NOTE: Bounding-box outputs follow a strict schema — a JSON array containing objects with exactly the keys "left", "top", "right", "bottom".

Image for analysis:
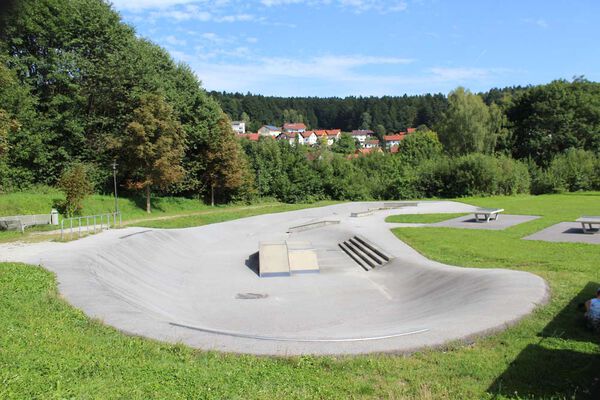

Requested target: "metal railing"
[{"left": 60, "top": 212, "right": 122, "bottom": 240}]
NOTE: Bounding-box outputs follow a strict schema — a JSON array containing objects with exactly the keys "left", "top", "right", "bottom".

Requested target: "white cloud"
[
  {"left": 110, "top": 0, "right": 199, "bottom": 11},
  {"left": 164, "top": 35, "right": 187, "bottom": 46},
  {"left": 260, "top": 0, "right": 408, "bottom": 13}
]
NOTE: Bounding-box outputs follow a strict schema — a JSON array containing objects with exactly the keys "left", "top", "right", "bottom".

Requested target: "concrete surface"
[
  {"left": 524, "top": 222, "right": 600, "bottom": 245},
  {"left": 259, "top": 242, "right": 290, "bottom": 277},
  {"left": 0, "top": 201, "right": 549, "bottom": 355},
  {"left": 432, "top": 214, "right": 540, "bottom": 230}
]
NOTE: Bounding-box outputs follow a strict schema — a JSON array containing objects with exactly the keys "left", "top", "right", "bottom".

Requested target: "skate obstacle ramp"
[
  {"left": 258, "top": 241, "right": 320, "bottom": 277},
  {"left": 17, "top": 201, "right": 549, "bottom": 356}
]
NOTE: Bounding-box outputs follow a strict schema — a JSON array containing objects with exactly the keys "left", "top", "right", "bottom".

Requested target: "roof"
[
  {"left": 277, "top": 132, "right": 296, "bottom": 139},
  {"left": 383, "top": 134, "right": 405, "bottom": 141},
  {"left": 326, "top": 129, "right": 341, "bottom": 136},
  {"left": 261, "top": 125, "right": 280, "bottom": 131},
  {"left": 237, "top": 133, "right": 259, "bottom": 141},
  {"left": 407, "top": 127, "right": 416, "bottom": 133},
  {"left": 283, "top": 123, "right": 307, "bottom": 131},
  {"left": 231, "top": 121, "right": 244, "bottom": 124},
  {"left": 300, "top": 131, "right": 316, "bottom": 138},
  {"left": 390, "top": 145, "right": 400, "bottom": 154},
  {"left": 365, "top": 139, "right": 380, "bottom": 145},
  {"left": 351, "top": 129, "right": 374, "bottom": 136}
]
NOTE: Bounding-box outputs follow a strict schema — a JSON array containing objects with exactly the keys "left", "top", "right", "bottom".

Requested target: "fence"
[{"left": 60, "top": 212, "right": 122, "bottom": 240}]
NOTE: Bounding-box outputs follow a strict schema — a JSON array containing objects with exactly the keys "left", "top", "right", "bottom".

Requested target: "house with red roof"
[
  {"left": 364, "top": 138, "right": 380, "bottom": 149},
  {"left": 283, "top": 123, "right": 307, "bottom": 133},
  {"left": 383, "top": 133, "right": 406, "bottom": 148}
]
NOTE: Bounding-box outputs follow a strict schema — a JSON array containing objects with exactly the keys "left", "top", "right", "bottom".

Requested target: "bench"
[
  {"left": 473, "top": 208, "right": 504, "bottom": 223},
  {"left": 576, "top": 216, "right": 600, "bottom": 234}
]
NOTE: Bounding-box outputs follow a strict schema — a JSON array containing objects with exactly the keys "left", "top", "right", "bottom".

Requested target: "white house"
[
  {"left": 258, "top": 125, "right": 282, "bottom": 137},
  {"left": 350, "top": 129, "right": 374, "bottom": 146},
  {"left": 231, "top": 121, "right": 245, "bottom": 134},
  {"left": 383, "top": 134, "right": 404, "bottom": 148},
  {"left": 364, "top": 139, "right": 380, "bottom": 149},
  {"left": 299, "top": 131, "right": 318, "bottom": 146}
]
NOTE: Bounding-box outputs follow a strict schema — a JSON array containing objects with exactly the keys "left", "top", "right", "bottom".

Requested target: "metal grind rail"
[{"left": 60, "top": 212, "right": 121, "bottom": 240}]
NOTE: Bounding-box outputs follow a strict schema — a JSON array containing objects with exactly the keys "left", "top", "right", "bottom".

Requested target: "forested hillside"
[{"left": 0, "top": 0, "right": 598, "bottom": 208}]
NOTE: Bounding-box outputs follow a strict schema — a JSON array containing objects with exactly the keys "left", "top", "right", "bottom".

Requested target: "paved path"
[{"left": 0, "top": 201, "right": 549, "bottom": 355}]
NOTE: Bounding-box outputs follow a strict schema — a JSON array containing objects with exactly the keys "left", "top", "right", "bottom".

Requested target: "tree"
[
  {"left": 375, "top": 124, "right": 386, "bottom": 138},
  {"left": 201, "top": 115, "right": 253, "bottom": 206},
  {"left": 435, "top": 87, "right": 498, "bottom": 155},
  {"left": 58, "top": 162, "right": 93, "bottom": 216},
  {"left": 282, "top": 109, "right": 304, "bottom": 124},
  {"left": 240, "top": 111, "right": 250, "bottom": 124},
  {"left": 396, "top": 128, "right": 443, "bottom": 164},
  {"left": 117, "top": 94, "right": 185, "bottom": 213},
  {"left": 359, "top": 111, "right": 372, "bottom": 130},
  {"left": 331, "top": 133, "right": 356, "bottom": 155},
  {"left": 508, "top": 79, "right": 600, "bottom": 166}
]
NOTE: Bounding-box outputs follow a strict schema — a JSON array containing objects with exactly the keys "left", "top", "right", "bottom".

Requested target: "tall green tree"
[
  {"left": 436, "top": 87, "right": 499, "bottom": 155},
  {"left": 199, "top": 116, "right": 253, "bottom": 206},
  {"left": 508, "top": 78, "right": 600, "bottom": 166},
  {"left": 116, "top": 94, "right": 185, "bottom": 213}
]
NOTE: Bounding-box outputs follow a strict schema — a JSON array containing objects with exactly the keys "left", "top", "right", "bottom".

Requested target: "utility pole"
[{"left": 112, "top": 160, "right": 119, "bottom": 214}]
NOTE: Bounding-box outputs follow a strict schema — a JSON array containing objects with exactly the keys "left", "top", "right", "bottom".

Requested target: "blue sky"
[{"left": 110, "top": 0, "right": 600, "bottom": 97}]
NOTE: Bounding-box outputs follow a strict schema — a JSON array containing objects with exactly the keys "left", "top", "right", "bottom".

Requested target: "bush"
[
  {"left": 416, "top": 154, "right": 531, "bottom": 198},
  {"left": 547, "top": 149, "right": 598, "bottom": 192},
  {"left": 58, "top": 163, "right": 94, "bottom": 216}
]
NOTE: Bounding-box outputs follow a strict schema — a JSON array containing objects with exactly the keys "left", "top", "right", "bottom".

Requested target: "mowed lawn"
[{"left": 1, "top": 193, "right": 599, "bottom": 399}]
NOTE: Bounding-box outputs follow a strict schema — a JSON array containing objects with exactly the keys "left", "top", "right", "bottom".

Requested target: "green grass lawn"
[
  {"left": 1, "top": 192, "right": 599, "bottom": 399},
  {"left": 385, "top": 213, "right": 468, "bottom": 224},
  {"left": 0, "top": 187, "right": 337, "bottom": 241}
]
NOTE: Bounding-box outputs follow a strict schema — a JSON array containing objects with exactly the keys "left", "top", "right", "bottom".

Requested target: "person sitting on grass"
[{"left": 585, "top": 288, "right": 600, "bottom": 332}]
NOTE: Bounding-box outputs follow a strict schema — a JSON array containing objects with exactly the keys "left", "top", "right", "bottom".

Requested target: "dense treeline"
[
  {"left": 210, "top": 91, "right": 450, "bottom": 135},
  {"left": 0, "top": 0, "right": 249, "bottom": 210},
  {"left": 0, "top": 0, "right": 598, "bottom": 210}
]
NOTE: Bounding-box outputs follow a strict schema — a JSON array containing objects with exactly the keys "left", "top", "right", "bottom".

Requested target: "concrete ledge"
[{"left": 287, "top": 220, "right": 340, "bottom": 232}]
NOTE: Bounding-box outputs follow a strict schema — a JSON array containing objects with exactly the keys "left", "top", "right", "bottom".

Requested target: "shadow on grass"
[
  {"left": 132, "top": 195, "right": 167, "bottom": 213},
  {"left": 488, "top": 282, "right": 600, "bottom": 399}
]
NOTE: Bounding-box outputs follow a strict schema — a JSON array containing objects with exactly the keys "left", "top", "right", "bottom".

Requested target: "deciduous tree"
[{"left": 117, "top": 94, "right": 185, "bottom": 213}]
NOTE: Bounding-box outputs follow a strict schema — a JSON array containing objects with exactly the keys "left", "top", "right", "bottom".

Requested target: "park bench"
[
  {"left": 473, "top": 208, "right": 504, "bottom": 223},
  {"left": 576, "top": 216, "right": 600, "bottom": 234}
]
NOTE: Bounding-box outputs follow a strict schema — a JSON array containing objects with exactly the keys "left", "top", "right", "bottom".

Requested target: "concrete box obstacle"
[
  {"left": 382, "top": 202, "right": 418, "bottom": 208},
  {"left": 576, "top": 216, "right": 600, "bottom": 234},
  {"left": 258, "top": 241, "right": 319, "bottom": 277}
]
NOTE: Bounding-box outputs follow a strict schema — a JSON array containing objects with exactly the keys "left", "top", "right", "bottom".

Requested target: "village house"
[
  {"left": 283, "top": 122, "right": 307, "bottom": 133},
  {"left": 231, "top": 121, "right": 245, "bottom": 134},
  {"left": 350, "top": 129, "right": 374, "bottom": 146},
  {"left": 364, "top": 138, "right": 380, "bottom": 149},
  {"left": 299, "top": 130, "right": 318, "bottom": 145},
  {"left": 383, "top": 133, "right": 405, "bottom": 148},
  {"left": 258, "top": 125, "right": 281, "bottom": 137},
  {"left": 277, "top": 131, "right": 297, "bottom": 145}
]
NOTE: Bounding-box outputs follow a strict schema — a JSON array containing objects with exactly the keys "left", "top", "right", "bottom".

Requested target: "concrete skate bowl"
[{"left": 33, "top": 202, "right": 549, "bottom": 355}]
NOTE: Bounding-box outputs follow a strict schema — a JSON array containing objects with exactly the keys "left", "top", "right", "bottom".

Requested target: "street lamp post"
[{"left": 112, "top": 160, "right": 119, "bottom": 214}]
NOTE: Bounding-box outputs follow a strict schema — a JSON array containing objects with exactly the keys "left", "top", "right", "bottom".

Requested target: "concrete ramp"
[
  {"left": 259, "top": 242, "right": 290, "bottom": 277},
  {"left": 9, "top": 201, "right": 548, "bottom": 356}
]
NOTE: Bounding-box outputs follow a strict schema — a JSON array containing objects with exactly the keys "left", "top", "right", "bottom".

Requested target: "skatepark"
[{"left": 1, "top": 201, "right": 549, "bottom": 355}]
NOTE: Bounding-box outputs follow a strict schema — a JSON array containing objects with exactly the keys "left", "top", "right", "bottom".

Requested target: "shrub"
[
  {"left": 547, "top": 149, "right": 598, "bottom": 192},
  {"left": 58, "top": 163, "right": 93, "bottom": 216}
]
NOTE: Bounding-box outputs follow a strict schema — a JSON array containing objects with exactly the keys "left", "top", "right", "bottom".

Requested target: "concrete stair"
[{"left": 338, "top": 235, "right": 392, "bottom": 271}]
